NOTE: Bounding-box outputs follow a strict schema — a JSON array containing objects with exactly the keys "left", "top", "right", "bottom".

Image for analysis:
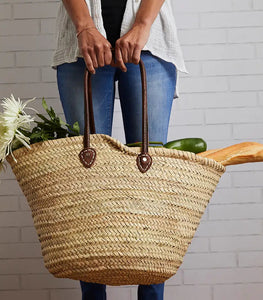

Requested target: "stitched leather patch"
[
  {"left": 136, "top": 153, "right": 152, "bottom": 173},
  {"left": 79, "top": 148, "right": 96, "bottom": 168}
]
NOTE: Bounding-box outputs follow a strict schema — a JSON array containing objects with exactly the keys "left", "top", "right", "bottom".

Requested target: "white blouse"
[{"left": 51, "top": 0, "right": 188, "bottom": 99}]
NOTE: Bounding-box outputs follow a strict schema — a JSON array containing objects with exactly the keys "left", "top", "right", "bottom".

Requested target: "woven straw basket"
[{"left": 6, "top": 59, "right": 226, "bottom": 286}]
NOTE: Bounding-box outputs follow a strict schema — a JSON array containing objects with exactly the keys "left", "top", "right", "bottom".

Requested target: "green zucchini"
[
  {"left": 163, "top": 138, "right": 207, "bottom": 154},
  {"left": 125, "top": 141, "right": 163, "bottom": 147}
]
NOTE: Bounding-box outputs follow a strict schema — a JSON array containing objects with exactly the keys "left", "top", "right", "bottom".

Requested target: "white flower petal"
[
  {"left": 10, "top": 148, "right": 17, "bottom": 163},
  {"left": 14, "top": 135, "right": 31, "bottom": 149}
]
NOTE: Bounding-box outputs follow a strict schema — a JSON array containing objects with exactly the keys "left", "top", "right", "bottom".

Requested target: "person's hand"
[
  {"left": 77, "top": 26, "right": 113, "bottom": 74},
  {"left": 110, "top": 23, "right": 151, "bottom": 72}
]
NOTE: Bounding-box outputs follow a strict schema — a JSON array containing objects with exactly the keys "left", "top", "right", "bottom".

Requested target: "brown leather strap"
[{"left": 79, "top": 55, "right": 152, "bottom": 173}]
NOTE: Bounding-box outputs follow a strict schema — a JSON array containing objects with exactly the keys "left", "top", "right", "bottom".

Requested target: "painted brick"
[
  {"left": 107, "top": 286, "right": 131, "bottom": 300},
  {"left": 214, "top": 283, "right": 263, "bottom": 300},
  {"left": 168, "top": 124, "right": 232, "bottom": 141},
  {"left": 0, "top": 228, "right": 19, "bottom": 243},
  {"left": 180, "top": 77, "right": 228, "bottom": 93},
  {"left": 0, "top": 243, "right": 42, "bottom": 258},
  {"left": 253, "top": 0, "right": 263, "bottom": 9},
  {"left": 0, "top": 68, "right": 40, "bottom": 83},
  {"left": 201, "top": 12, "right": 263, "bottom": 28},
  {"left": 256, "top": 43, "right": 263, "bottom": 58},
  {"left": 13, "top": 3, "right": 59, "bottom": 19},
  {"left": 176, "top": 92, "right": 257, "bottom": 109},
  {"left": 0, "top": 82, "right": 59, "bottom": 98},
  {"left": 0, "top": 275, "right": 19, "bottom": 290},
  {"left": 228, "top": 28, "right": 263, "bottom": 43},
  {"left": 0, "top": 211, "right": 33, "bottom": 227},
  {"left": 171, "top": 0, "right": 232, "bottom": 12},
  {"left": 195, "top": 220, "right": 262, "bottom": 237},
  {"left": 41, "top": 19, "right": 56, "bottom": 34},
  {"left": 19, "top": 195, "right": 31, "bottom": 211},
  {"left": 169, "top": 108, "right": 203, "bottom": 126},
  {"left": 205, "top": 107, "right": 263, "bottom": 124},
  {"left": 0, "top": 52, "right": 15, "bottom": 67},
  {"left": 230, "top": 75, "right": 263, "bottom": 91},
  {"left": 16, "top": 51, "right": 53, "bottom": 67},
  {"left": 179, "top": 28, "right": 227, "bottom": 45},
  {"left": 203, "top": 60, "right": 263, "bottom": 76},
  {"left": 50, "top": 289, "right": 81, "bottom": 300},
  {"left": 227, "top": 162, "right": 263, "bottom": 172},
  {"left": 0, "top": 36, "right": 55, "bottom": 52},
  {"left": 0, "top": 196, "right": 19, "bottom": 211},
  {"left": 21, "top": 274, "right": 79, "bottom": 289},
  {"left": 209, "top": 203, "right": 263, "bottom": 220},
  {"left": 0, "top": 291, "right": 49, "bottom": 300},
  {"left": 211, "top": 187, "right": 262, "bottom": 204},
  {"left": 184, "top": 267, "right": 263, "bottom": 284},
  {"left": 183, "top": 44, "right": 255, "bottom": 60},
  {"left": 232, "top": 171, "right": 263, "bottom": 187},
  {"left": 187, "top": 237, "right": 210, "bottom": 253},
  {"left": 21, "top": 226, "right": 39, "bottom": 242},
  {"left": 1, "top": 0, "right": 58, "bottom": 2},
  {"left": 0, "top": 180, "right": 23, "bottom": 196},
  {"left": 239, "top": 251, "right": 263, "bottom": 267},
  {"left": 0, "top": 20, "right": 39, "bottom": 36},
  {"left": 41, "top": 67, "right": 56, "bottom": 82},
  {"left": 211, "top": 235, "right": 263, "bottom": 252},
  {"left": 165, "top": 270, "right": 183, "bottom": 285},
  {"left": 179, "top": 61, "right": 202, "bottom": 76},
  {"left": 232, "top": 0, "right": 253, "bottom": 10},
  {"left": 181, "top": 252, "right": 236, "bottom": 269},
  {"left": 233, "top": 124, "right": 263, "bottom": 139},
  {"left": 0, "top": 258, "right": 47, "bottom": 274},
  {"left": 0, "top": 164, "right": 16, "bottom": 180},
  {"left": 164, "top": 285, "right": 211, "bottom": 300},
  {"left": 259, "top": 92, "right": 263, "bottom": 106},
  {"left": 0, "top": 4, "right": 11, "bottom": 20}
]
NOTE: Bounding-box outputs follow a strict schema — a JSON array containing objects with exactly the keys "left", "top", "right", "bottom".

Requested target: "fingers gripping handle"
[{"left": 79, "top": 59, "right": 152, "bottom": 173}]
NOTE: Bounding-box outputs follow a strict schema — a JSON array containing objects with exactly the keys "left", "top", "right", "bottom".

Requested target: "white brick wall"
[{"left": 0, "top": 0, "right": 263, "bottom": 299}]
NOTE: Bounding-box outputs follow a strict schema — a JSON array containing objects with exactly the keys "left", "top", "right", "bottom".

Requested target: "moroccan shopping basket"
[{"left": 6, "top": 58, "right": 226, "bottom": 286}]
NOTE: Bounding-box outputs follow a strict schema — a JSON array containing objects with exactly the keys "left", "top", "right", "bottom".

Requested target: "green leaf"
[
  {"left": 64, "top": 121, "right": 80, "bottom": 135},
  {"left": 36, "top": 113, "right": 51, "bottom": 123},
  {"left": 41, "top": 98, "right": 57, "bottom": 120},
  {"left": 49, "top": 106, "right": 56, "bottom": 119},
  {"left": 30, "top": 131, "right": 42, "bottom": 139},
  {"left": 42, "top": 98, "right": 49, "bottom": 112},
  {"left": 72, "top": 121, "right": 80, "bottom": 134},
  {"left": 41, "top": 132, "right": 49, "bottom": 141},
  {"left": 59, "top": 117, "right": 67, "bottom": 126}
]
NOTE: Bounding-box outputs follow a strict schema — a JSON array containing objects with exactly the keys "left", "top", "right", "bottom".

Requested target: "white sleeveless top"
[{"left": 51, "top": 0, "right": 188, "bottom": 99}]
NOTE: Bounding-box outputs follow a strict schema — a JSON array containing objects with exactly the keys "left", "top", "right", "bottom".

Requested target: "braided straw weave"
[{"left": 6, "top": 134, "right": 225, "bottom": 285}]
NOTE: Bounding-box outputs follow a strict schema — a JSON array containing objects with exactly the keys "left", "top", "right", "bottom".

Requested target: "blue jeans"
[{"left": 56, "top": 50, "right": 177, "bottom": 300}]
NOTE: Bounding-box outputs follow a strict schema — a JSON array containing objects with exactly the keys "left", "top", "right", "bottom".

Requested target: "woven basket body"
[{"left": 6, "top": 134, "right": 225, "bottom": 285}]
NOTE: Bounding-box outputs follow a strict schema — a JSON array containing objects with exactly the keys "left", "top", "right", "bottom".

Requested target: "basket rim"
[{"left": 6, "top": 134, "right": 226, "bottom": 172}]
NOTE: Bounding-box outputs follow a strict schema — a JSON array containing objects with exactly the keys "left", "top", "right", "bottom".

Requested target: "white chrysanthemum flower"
[
  {"left": 1, "top": 94, "right": 38, "bottom": 123},
  {"left": 0, "top": 94, "right": 38, "bottom": 165}
]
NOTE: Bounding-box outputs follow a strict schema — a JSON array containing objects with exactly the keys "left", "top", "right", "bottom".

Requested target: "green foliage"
[{"left": 15, "top": 98, "right": 80, "bottom": 149}]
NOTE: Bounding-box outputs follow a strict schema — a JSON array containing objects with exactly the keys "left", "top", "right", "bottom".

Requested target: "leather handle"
[{"left": 79, "top": 55, "right": 152, "bottom": 173}]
